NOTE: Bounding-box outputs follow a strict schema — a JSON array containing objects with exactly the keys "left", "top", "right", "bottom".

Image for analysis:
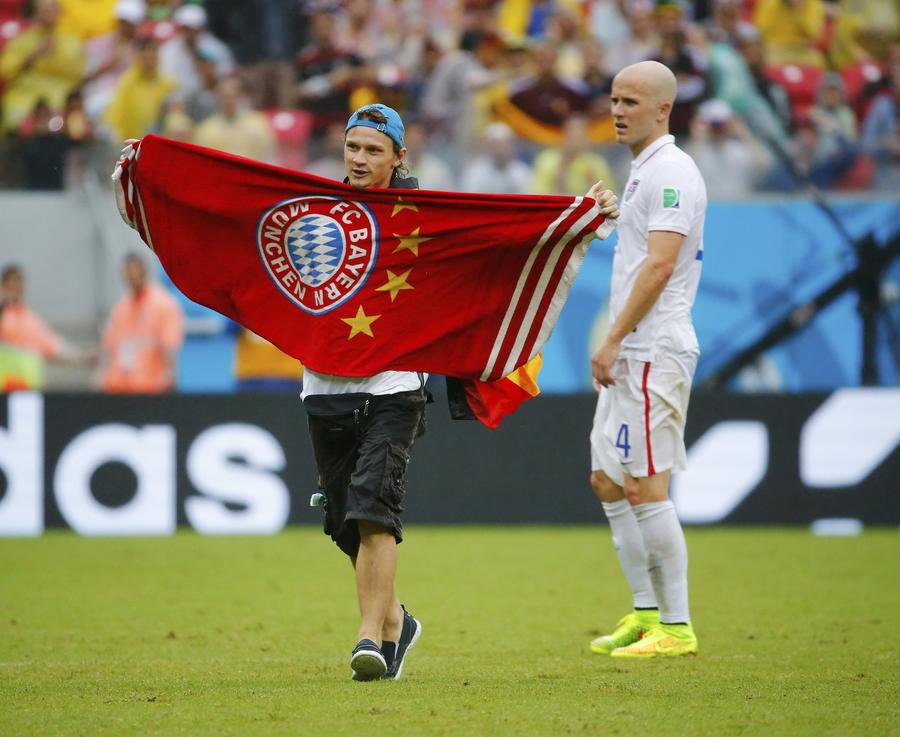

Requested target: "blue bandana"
[{"left": 344, "top": 103, "right": 405, "bottom": 149}]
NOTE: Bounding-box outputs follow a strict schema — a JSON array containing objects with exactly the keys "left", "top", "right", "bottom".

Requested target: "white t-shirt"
[
  {"left": 301, "top": 369, "right": 426, "bottom": 398},
  {"left": 610, "top": 134, "right": 707, "bottom": 361}
]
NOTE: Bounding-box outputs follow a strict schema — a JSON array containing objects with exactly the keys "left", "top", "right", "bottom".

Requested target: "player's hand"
[
  {"left": 112, "top": 138, "right": 140, "bottom": 182},
  {"left": 591, "top": 339, "right": 620, "bottom": 387},
  {"left": 586, "top": 180, "right": 620, "bottom": 219}
]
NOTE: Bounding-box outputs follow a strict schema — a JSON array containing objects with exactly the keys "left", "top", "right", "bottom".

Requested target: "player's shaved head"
[
  {"left": 610, "top": 60, "right": 679, "bottom": 154},
  {"left": 614, "top": 61, "right": 677, "bottom": 106}
]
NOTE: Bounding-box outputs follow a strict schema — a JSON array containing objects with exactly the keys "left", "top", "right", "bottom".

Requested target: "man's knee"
[
  {"left": 623, "top": 477, "right": 642, "bottom": 506},
  {"left": 623, "top": 470, "right": 671, "bottom": 505},
  {"left": 590, "top": 470, "right": 624, "bottom": 502}
]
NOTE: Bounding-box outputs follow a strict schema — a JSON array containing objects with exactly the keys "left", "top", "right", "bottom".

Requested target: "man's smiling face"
[{"left": 343, "top": 126, "right": 405, "bottom": 189}]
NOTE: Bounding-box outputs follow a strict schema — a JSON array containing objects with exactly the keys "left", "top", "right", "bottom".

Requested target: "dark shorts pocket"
[{"left": 381, "top": 441, "right": 411, "bottom": 512}]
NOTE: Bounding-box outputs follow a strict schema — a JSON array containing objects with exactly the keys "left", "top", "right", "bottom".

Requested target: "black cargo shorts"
[{"left": 305, "top": 390, "right": 427, "bottom": 557}]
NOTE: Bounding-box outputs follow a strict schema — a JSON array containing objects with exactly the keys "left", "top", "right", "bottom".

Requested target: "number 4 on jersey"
[{"left": 616, "top": 423, "right": 631, "bottom": 458}]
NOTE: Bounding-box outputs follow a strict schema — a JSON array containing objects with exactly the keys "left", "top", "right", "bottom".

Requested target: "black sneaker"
[
  {"left": 383, "top": 605, "right": 421, "bottom": 680},
  {"left": 381, "top": 639, "right": 397, "bottom": 673},
  {"left": 350, "top": 638, "right": 387, "bottom": 681}
]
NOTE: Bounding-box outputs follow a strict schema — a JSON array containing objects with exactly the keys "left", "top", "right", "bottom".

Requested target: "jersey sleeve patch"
[{"left": 662, "top": 186, "right": 680, "bottom": 209}]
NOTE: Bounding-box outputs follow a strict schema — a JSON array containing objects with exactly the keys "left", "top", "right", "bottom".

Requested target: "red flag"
[
  {"left": 114, "top": 135, "right": 612, "bottom": 397},
  {"left": 451, "top": 354, "right": 544, "bottom": 429}
]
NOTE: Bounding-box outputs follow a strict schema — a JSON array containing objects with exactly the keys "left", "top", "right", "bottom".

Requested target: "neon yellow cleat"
[
  {"left": 590, "top": 610, "right": 659, "bottom": 654},
  {"left": 610, "top": 622, "right": 699, "bottom": 658}
]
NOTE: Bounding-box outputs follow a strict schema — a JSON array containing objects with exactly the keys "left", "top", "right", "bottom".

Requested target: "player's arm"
[{"left": 591, "top": 230, "right": 683, "bottom": 387}]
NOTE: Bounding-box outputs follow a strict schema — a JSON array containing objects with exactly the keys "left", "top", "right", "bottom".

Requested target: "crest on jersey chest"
[
  {"left": 257, "top": 196, "right": 379, "bottom": 314},
  {"left": 624, "top": 178, "right": 640, "bottom": 202}
]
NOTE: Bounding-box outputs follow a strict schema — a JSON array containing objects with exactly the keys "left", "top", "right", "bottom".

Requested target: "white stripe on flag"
[
  {"left": 480, "top": 198, "right": 581, "bottom": 382},
  {"left": 130, "top": 141, "right": 158, "bottom": 252},
  {"left": 114, "top": 173, "right": 133, "bottom": 229},
  {"left": 520, "top": 227, "right": 594, "bottom": 372},
  {"left": 125, "top": 143, "right": 142, "bottom": 228},
  {"left": 125, "top": 169, "right": 135, "bottom": 221},
  {"left": 135, "top": 188, "right": 157, "bottom": 253},
  {"left": 497, "top": 205, "right": 598, "bottom": 377}
]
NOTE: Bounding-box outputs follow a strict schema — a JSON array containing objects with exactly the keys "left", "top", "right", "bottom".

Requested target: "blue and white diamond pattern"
[{"left": 286, "top": 214, "right": 345, "bottom": 287}]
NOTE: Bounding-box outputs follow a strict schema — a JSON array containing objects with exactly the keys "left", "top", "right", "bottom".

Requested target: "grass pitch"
[{"left": 1, "top": 527, "right": 897, "bottom": 737}]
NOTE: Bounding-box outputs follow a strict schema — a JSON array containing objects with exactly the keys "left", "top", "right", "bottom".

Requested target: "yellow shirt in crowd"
[
  {"left": 103, "top": 64, "right": 177, "bottom": 141},
  {"left": 192, "top": 111, "right": 277, "bottom": 164},
  {"left": 0, "top": 24, "right": 85, "bottom": 131},
  {"left": 754, "top": 0, "right": 826, "bottom": 68},
  {"left": 531, "top": 150, "right": 617, "bottom": 197},
  {"left": 58, "top": 0, "right": 117, "bottom": 39}
]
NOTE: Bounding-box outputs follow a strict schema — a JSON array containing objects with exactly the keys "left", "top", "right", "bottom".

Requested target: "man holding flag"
[
  {"left": 305, "top": 103, "right": 620, "bottom": 681},
  {"left": 112, "top": 102, "right": 619, "bottom": 681},
  {"left": 303, "top": 104, "right": 429, "bottom": 682}
]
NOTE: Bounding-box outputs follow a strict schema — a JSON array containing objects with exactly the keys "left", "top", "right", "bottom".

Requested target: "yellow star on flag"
[
  {"left": 341, "top": 306, "right": 381, "bottom": 339},
  {"left": 393, "top": 227, "right": 432, "bottom": 257},
  {"left": 376, "top": 269, "right": 415, "bottom": 302},
  {"left": 391, "top": 198, "right": 419, "bottom": 217}
]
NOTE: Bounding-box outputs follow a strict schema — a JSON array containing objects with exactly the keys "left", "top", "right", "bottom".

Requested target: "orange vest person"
[
  {"left": 101, "top": 252, "right": 184, "bottom": 393},
  {"left": 0, "top": 263, "right": 95, "bottom": 390},
  {"left": 0, "top": 264, "right": 63, "bottom": 360}
]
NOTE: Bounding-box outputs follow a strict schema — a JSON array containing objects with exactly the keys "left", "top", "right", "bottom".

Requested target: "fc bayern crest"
[{"left": 257, "top": 196, "right": 379, "bottom": 314}]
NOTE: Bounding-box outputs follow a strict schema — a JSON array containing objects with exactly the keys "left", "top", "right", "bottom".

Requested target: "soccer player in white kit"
[{"left": 588, "top": 61, "right": 707, "bottom": 657}]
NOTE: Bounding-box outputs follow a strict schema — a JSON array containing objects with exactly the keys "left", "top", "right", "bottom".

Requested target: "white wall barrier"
[{"left": 0, "top": 390, "right": 898, "bottom": 536}]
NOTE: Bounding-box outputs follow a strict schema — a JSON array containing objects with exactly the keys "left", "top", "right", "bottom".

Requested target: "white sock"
[
  {"left": 632, "top": 501, "right": 690, "bottom": 624},
  {"left": 601, "top": 499, "right": 658, "bottom": 610}
]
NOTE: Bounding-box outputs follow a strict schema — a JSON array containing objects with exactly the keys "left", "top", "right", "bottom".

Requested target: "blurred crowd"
[
  {"left": 1, "top": 254, "right": 306, "bottom": 393},
  {"left": 0, "top": 0, "right": 897, "bottom": 196},
  {"left": 1, "top": 0, "right": 898, "bottom": 392}
]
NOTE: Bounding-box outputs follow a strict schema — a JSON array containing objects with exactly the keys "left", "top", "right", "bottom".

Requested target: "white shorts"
[{"left": 590, "top": 351, "right": 697, "bottom": 484}]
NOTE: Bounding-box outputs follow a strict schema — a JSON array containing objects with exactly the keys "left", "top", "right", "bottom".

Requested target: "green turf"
[{"left": 1, "top": 527, "right": 897, "bottom": 737}]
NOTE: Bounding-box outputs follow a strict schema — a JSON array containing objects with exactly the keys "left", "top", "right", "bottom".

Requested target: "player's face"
[
  {"left": 344, "top": 126, "right": 405, "bottom": 189},
  {"left": 610, "top": 74, "right": 663, "bottom": 154}
]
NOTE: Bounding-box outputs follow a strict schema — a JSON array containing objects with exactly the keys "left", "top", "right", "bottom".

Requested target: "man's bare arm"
[{"left": 591, "top": 230, "right": 683, "bottom": 386}]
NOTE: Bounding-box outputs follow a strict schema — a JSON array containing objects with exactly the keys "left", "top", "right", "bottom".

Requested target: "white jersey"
[
  {"left": 301, "top": 369, "right": 426, "bottom": 398},
  {"left": 611, "top": 134, "right": 707, "bottom": 361}
]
